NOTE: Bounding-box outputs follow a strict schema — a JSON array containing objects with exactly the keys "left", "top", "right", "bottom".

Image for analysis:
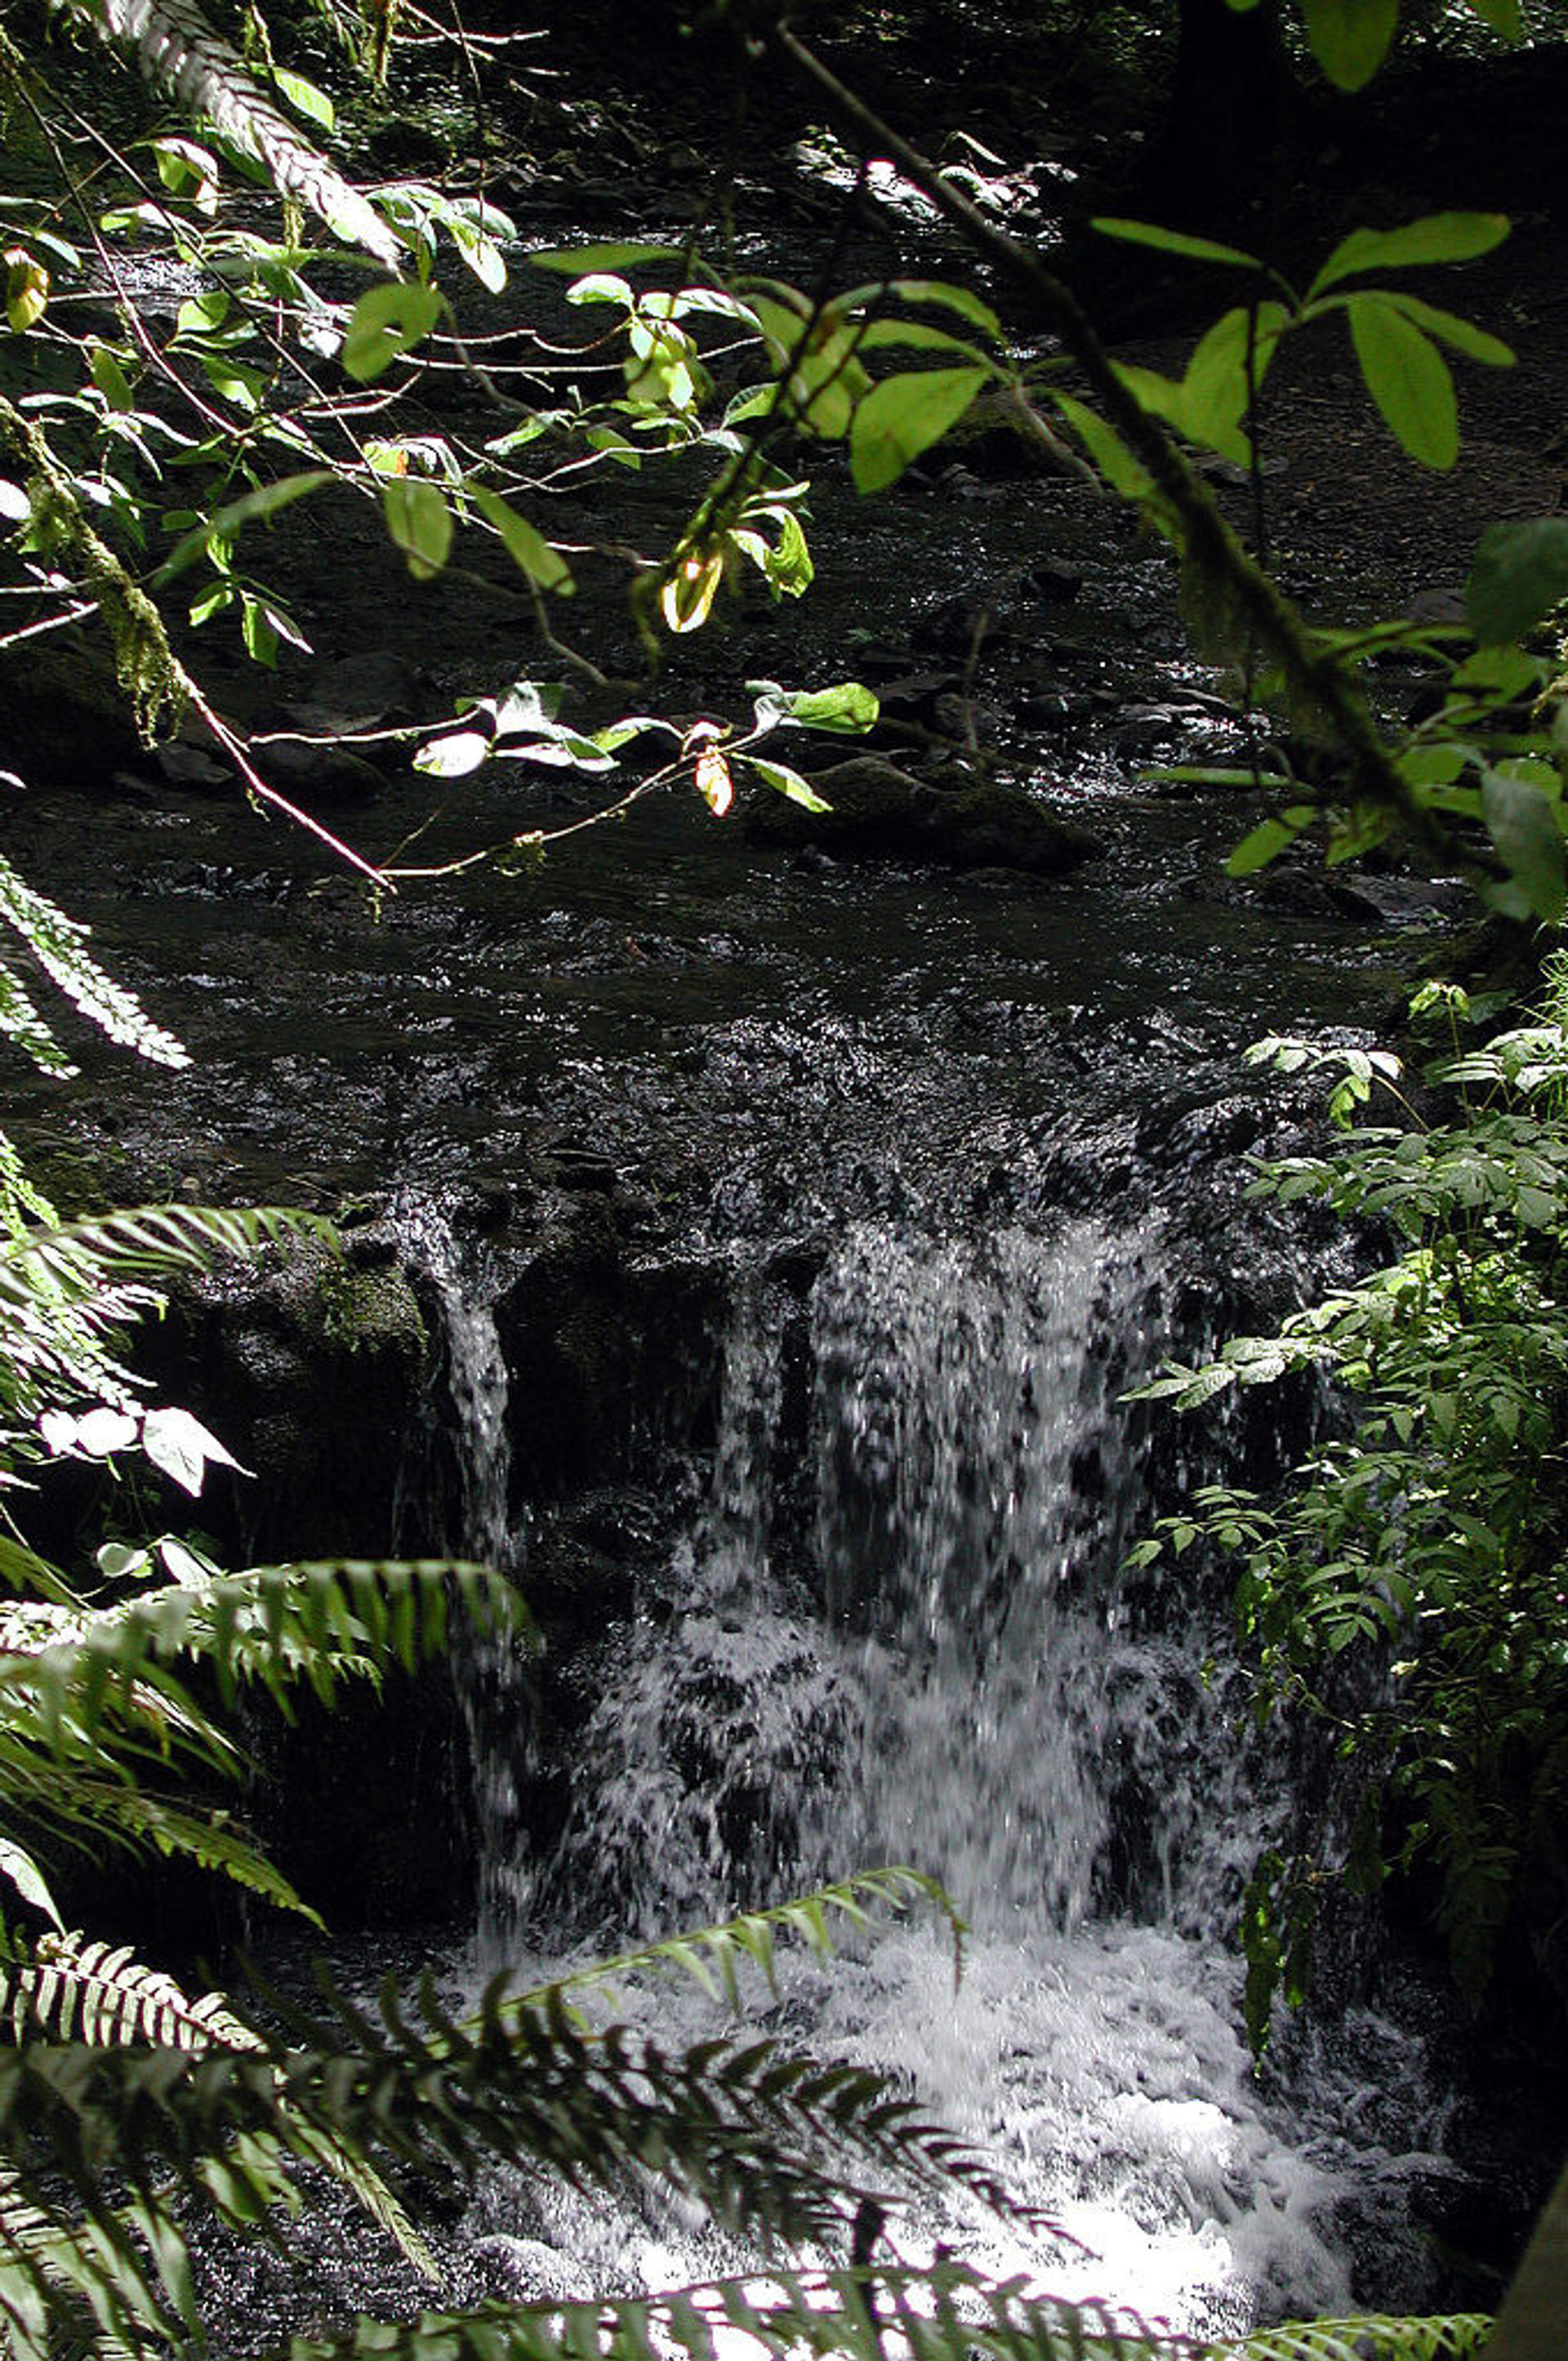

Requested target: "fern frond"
[
  {"left": 0, "top": 1976, "right": 1035, "bottom": 2263},
  {"left": 0, "top": 1934, "right": 438, "bottom": 2284},
  {"left": 64, "top": 1781, "right": 316, "bottom": 1918},
  {"left": 501, "top": 1868, "right": 966, "bottom": 2022},
  {"left": 0, "top": 1201, "right": 330, "bottom": 1305},
  {"left": 0, "top": 958, "right": 76, "bottom": 1080},
  {"left": 0, "top": 1561, "right": 528, "bottom": 1753},
  {"left": 0, "top": 1204, "right": 328, "bottom": 1434},
  {"left": 1223, "top": 2322, "right": 1491, "bottom": 2359},
  {"left": 0, "top": 2163, "right": 172, "bottom": 2361},
  {"left": 0, "top": 858, "right": 187, "bottom": 1072},
  {"left": 0, "top": 1134, "right": 56, "bottom": 1245},
  {"left": 66, "top": 0, "right": 402, "bottom": 265},
  {"left": 254, "top": 2272, "right": 1499, "bottom": 2361},
  {"left": 0, "top": 1929, "right": 260, "bottom": 2051}
]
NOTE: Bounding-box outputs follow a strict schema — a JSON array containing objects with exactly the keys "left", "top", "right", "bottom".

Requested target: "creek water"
[{"left": 2, "top": 421, "right": 1479, "bottom": 2337}]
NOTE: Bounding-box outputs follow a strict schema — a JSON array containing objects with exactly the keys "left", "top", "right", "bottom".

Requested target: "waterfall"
[
  {"left": 443, "top": 1210, "right": 1457, "bottom": 2331},
  {"left": 399, "top": 1202, "right": 532, "bottom": 1960}
]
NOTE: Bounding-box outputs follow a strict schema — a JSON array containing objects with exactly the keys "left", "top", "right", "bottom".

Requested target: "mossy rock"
[{"left": 742, "top": 755, "right": 1101, "bottom": 876}]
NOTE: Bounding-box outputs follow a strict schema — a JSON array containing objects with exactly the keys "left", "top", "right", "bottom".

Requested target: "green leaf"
[
  {"left": 661, "top": 546, "right": 724, "bottom": 634},
  {"left": 1308, "top": 211, "right": 1511, "bottom": 297},
  {"left": 413, "top": 728, "right": 491, "bottom": 778},
  {"left": 1091, "top": 217, "right": 1263, "bottom": 270},
  {"left": 269, "top": 66, "right": 334, "bottom": 129},
  {"left": 468, "top": 484, "right": 573, "bottom": 592},
  {"left": 0, "top": 1842, "right": 62, "bottom": 1930},
  {"left": 1482, "top": 767, "right": 1566, "bottom": 921},
  {"left": 1345, "top": 293, "right": 1458, "bottom": 469},
  {"left": 856, "top": 319, "right": 988, "bottom": 359},
  {"left": 1374, "top": 292, "right": 1513, "bottom": 367},
  {"left": 1183, "top": 302, "right": 1292, "bottom": 429},
  {"left": 89, "top": 345, "right": 135, "bottom": 413},
  {"left": 748, "top": 679, "right": 880, "bottom": 733},
  {"left": 1227, "top": 810, "right": 1312, "bottom": 875},
  {"left": 1115, "top": 360, "right": 1250, "bottom": 466},
  {"left": 154, "top": 470, "right": 333, "bottom": 585},
  {"left": 1050, "top": 392, "right": 1155, "bottom": 506},
  {"left": 174, "top": 287, "right": 231, "bottom": 337},
  {"left": 745, "top": 757, "right": 831, "bottom": 813},
  {"left": 849, "top": 365, "right": 990, "bottom": 492},
  {"left": 822, "top": 277, "right": 1004, "bottom": 340},
  {"left": 566, "top": 271, "right": 635, "bottom": 308},
  {"left": 4, "top": 249, "right": 50, "bottom": 333},
  {"left": 528, "top": 242, "right": 679, "bottom": 274},
  {"left": 1465, "top": 518, "right": 1568, "bottom": 644},
  {"left": 341, "top": 282, "right": 445, "bottom": 384},
  {"left": 382, "top": 479, "right": 452, "bottom": 578},
  {"left": 1299, "top": 0, "right": 1397, "bottom": 87}
]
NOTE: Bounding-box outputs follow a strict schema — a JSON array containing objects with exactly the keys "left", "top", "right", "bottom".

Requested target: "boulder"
[{"left": 743, "top": 755, "right": 1101, "bottom": 876}]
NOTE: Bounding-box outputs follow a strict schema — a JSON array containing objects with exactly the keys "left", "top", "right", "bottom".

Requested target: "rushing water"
[{"left": 427, "top": 1202, "right": 1458, "bottom": 2337}]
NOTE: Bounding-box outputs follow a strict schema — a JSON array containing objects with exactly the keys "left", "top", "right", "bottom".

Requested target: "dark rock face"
[
  {"left": 2, "top": 635, "right": 146, "bottom": 785},
  {"left": 743, "top": 755, "right": 1102, "bottom": 876},
  {"left": 156, "top": 1232, "right": 434, "bottom": 1565}
]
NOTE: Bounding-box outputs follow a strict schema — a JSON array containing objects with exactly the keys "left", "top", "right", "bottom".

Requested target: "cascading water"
[
  {"left": 399, "top": 1202, "right": 533, "bottom": 1958},
  {"left": 455, "top": 1207, "right": 1459, "bottom": 2332}
]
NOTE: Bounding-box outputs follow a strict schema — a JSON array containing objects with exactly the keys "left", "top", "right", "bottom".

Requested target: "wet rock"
[
  {"left": 1324, "top": 872, "right": 1470, "bottom": 928},
  {"left": 154, "top": 1232, "right": 431, "bottom": 1561},
  {"left": 151, "top": 738, "right": 232, "bottom": 791},
  {"left": 1, "top": 633, "right": 145, "bottom": 784},
  {"left": 248, "top": 736, "right": 388, "bottom": 805},
  {"left": 744, "top": 755, "right": 1101, "bottom": 876}
]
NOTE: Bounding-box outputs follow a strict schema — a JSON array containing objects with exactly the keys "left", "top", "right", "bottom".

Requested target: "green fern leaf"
[
  {"left": 0, "top": 1561, "right": 528, "bottom": 1745},
  {"left": 65, "top": 0, "right": 402, "bottom": 266},
  {"left": 497, "top": 1868, "right": 964, "bottom": 2025},
  {"left": 0, "top": 858, "right": 187, "bottom": 1071}
]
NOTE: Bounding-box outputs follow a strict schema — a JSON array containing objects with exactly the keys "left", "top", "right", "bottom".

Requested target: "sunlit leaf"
[
  {"left": 1465, "top": 518, "right": 1568, "bottom": 644},
  {"left": 1091, "top": 216, "right": 1263, "bottom": 270},
  {"left": 468, "top": 484, "right": 573, "bottom": 592},
  {"left": 4, "top": 246, "right": 50, "bottom": 332},
  {"left": 1345, "top": 294, "right": 1458, "bottom": 469},
  {"left": 414, "top": 730, "right": 492, "bottom": 778},
  {"left": 748, "top": 679, "right": 880, "bottom": 734},
  {"left": 382, "top": 479, "right": 452, "bottom": 578},
  {"left": 341, "top": 281, "right": 445, "bottom": 383},
  {"left": 661, "top": 546, "right": 724, "bottom": 634},
  {"left": 155, "top": 470, "right": 333, "bottom": 584},
  {"left": 1307, "top": 211, "right": 1511, "bottom": 297},
  {"left": 694, "top": 745, "right": 733, "bottom": 817},
  {"left": 849, "top": 364, "right": 990, "bottom": 492},
  {"left": 268, "top": 65, "right": 334, "bottom": 129},
  {"left": 528, "top": 242, "right": 679, "bottom": 274},
  {"left": 1373, "top": 293, "right": 1513, "bottom": 367},
  {"left": 0, "top": 1840, "right": 63, "bottom": 1929},
  {"left": 746, "top": 756, "right": 831, "bottom": 813},
  {"left": 1227, "top": 809, "right": 1313, "bottom": 875},
  {"left": 142, "top": 1406, "right": 248, "bottom": 1498},
  {"left": 90, "top": 344, "right": 136, "bottom": 413},
  {"left": 1299, "top": 0, "right": 1398, "bottom": 88}
]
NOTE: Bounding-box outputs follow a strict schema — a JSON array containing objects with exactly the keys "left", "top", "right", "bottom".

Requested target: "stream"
[{"left": 2, "top": 312, "right": 1488, "bottom": 2336}]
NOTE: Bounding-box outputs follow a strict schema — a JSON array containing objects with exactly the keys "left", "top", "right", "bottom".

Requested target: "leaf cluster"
[{"left": 1129, "top": 972, "right": 1568, "bottom": 2029}]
